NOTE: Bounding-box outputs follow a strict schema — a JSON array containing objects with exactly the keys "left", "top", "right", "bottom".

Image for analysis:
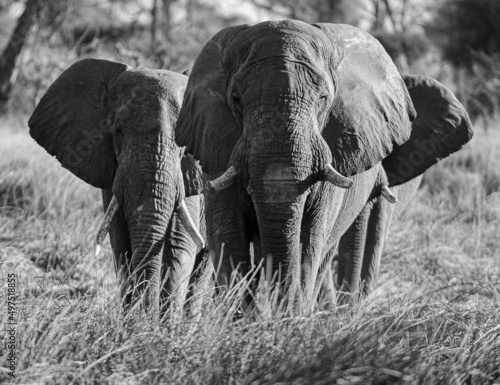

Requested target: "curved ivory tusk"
[
  {"left": 323, "top": 164, "right": 353, "bottom": 189},
  {"left": 95, "top": 195, "right": 120, "bottom": 256},
  {"left": 205, "top": 166, "right": 238, "bottom": 191},
  {"left": 177, "top": 200, "right": 205, "bottom": 248},
  {"left": 381, "top": 184, "right": 398, "bottom": 203}
]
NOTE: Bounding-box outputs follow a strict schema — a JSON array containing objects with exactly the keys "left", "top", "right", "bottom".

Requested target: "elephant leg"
[
  {"left": 336, "top": 251, "right": 345, "bottom": 290},
  {"left": 317, "top": 248, "right": 337, "bottom": 309},
  {"left": 205, "top": 185, "right": 251, "bottom": 288},
  {"left": 101, "top": 189, "right": 133, "bottom": 305},
  {"left": 359, "top": 196, "right": 393, "bottom": 296},
  {"left": 359, "top": 176, "right": 421, "bottom": 295},
  {"left": 337, "top": 201, "right": 372, "bottom": 303},
  {"left": 160, "top": 195, "right": 200, "bottom": 314}
]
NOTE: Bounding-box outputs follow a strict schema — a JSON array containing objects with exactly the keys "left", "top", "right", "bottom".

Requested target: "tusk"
[
  {"left": 381, "top": 184, "right": 398, "bottom": 203},
  {"left": 323, "top": 164, "right": 353, "bottom": 189},
  {"left": 177, "top": 200, "right": 205, "bottom": 248},
  {"left": 95, "top": 195, "right": 119, "bottom": 256},
  {"left": 205, "top": 166, "right": 237, "bottom": 191}
]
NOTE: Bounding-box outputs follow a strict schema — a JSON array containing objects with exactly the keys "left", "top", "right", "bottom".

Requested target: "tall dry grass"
[{"left": 0, "top": 120, "right": 499, "bottom": 384}]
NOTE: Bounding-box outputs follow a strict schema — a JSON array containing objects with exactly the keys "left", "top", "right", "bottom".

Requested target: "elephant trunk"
[
  {"left": 127, "top": 205, "right": 169, "bottom": 309},
  {"left": 254, "top": 197, "right": 306, "bottom": 285},
  {"left": 235, "top": 101, "right": 350, "bottom": 305},
  {"left": 116, "top": 140, "right": 181, "bottom": 310},
  {"left": 242, "top": 118, "right": 323, "bottom": 297}
]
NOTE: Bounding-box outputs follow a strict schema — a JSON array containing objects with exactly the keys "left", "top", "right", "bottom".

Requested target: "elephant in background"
[
  {"left": 28, "top": 59, "right": 204, "bottom": 312},
  {"left": 331, "top": 74, "right": 473, "bottom": 302},
  {"left": 175, "top": 19, "right": 422, "bottom": 309}
]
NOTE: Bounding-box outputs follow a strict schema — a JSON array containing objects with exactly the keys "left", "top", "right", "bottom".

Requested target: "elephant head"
[
  {"left": 28, "top": 59, "right": 204, "bottom": 310},
  {"left": 176, "top": 20, "right": 417, "bottom": 293}
]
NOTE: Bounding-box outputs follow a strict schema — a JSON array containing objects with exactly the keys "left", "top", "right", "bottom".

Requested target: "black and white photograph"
[{"left": 0, "top": 0, "right": 498, "bottom": 383}]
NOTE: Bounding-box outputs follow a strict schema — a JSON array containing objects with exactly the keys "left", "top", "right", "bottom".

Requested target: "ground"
[{"left": 0, "top": 116, "right": 499, "bottom": 384}]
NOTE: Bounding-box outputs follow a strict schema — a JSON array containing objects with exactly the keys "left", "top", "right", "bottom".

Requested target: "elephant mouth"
[
  {"left": 247, "top": 180, "right": 306, "bottom": 204},
  {"left": 94, "top": 194, "right": 204, "bottom": 256},
  {"left": 206, "top": 164, "right": 354, "bottom": 193}
]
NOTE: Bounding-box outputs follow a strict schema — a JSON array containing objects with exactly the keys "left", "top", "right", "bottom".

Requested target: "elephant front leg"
[
  {"left": 101, "top": 189, "right": 133, "bottom": 305},
  {"left": 301, "top": 184, "right": 347, "bottom": 309},
  {"left": 317, "top": 248, "right": 337, "bottom": 309},
  {"left": 337, "top": 201, "right": 372, "bottom": 304},
  {"left": 359, "top": 196, "right": 393, "bottom": 296},
  {"left": 205, "top": 185, "right": 251, "bottom": 288}
]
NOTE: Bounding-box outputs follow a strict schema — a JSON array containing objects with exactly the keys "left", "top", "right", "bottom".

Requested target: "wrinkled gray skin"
[
  {"left": 326, "top": 74, "right": 473, "bottom": 304},
  {"left": 176, "top": 21, "right": 472, "bottom": 310},
  {"left": 322, "top": 173, "right": 423, "bottom": 304},
  {"left": 28, "top": 59, "right": 203, "bottom": 311},
  {"left": 176, "top": 20, "right": 419, "bottom": 308}
]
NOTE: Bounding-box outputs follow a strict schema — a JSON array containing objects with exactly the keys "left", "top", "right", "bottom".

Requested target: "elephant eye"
[
  {"left": 232, "top": 95, "right": 241, "bottom": 105},
  {"left": 319, "top": 94, "right": 327, "bottom": 101}
]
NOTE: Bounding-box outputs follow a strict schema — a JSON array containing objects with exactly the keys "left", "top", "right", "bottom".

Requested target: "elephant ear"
[
  {"left": 382, "top": 74, "right": 473, "bottom": 186},
  {"left": 316, "top": 23, "right": 416, "bottom": 177},
  {"left": 29, "top": 58, "right": 130, "bottom": 189},
  {"left": 175, "top": 25, "right": 249, "bottom": 175}
]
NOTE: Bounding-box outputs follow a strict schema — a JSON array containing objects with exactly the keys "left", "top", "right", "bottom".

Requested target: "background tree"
[
  {"left": 428, "top": 0, "right": 500, "bottom": 69},
  {"left": 368, "top": 0, "right": 433, "bottom": 72},
  {"left": 0, "top": 0, "right": 39, "bottom": 107},
  {"left": 0, "top": 0, "right": 248, "bottom": 113},
  {"left": 1, "top": 0, "right": 499, "bottom": 123},
  {"left": 428, "top": 0, "right": 500, "bottom": 125},
  {"left": 249, "top": 0, "right": 364, "bottom": 26}
]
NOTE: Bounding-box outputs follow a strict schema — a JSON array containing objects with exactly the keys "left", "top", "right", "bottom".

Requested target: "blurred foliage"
[
  {"left": 372, "top": 30, "right": 432, "bottom": 72},
  {"left": 0, "top": 0, "right": 40, "bottom": 108},
  {"left": 429, "top": 0, "right": 500, "bottom": 69},
  {"left": 427, "top": 0, "right": 500, "bottom": 127},
  {"left": 453, "top": 52, "right": 500, "bottom": 127},
  {"left": 1, "top": 0, "right": 500, "bottom": 124},
  {"left": 249, "top": 0, "right": 365, "bottom": 26},
  {"left": 0, "top": 0, "right": 248, "bottom": 114}
]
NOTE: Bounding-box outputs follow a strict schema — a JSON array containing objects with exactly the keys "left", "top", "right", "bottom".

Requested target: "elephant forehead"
[
  {"left": 115, "top": 70, "right": 185, "bottom": 107},
  {"left": 225, "top": 21, "right": 332, "bottom": 71}
]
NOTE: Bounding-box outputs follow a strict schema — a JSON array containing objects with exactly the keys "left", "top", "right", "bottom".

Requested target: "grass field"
[{"left": 1, "top": 116, "right": 499, "bottom": 384}]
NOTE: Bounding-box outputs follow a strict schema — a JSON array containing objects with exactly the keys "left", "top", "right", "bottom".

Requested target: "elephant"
[
  {"left": 330, "top": 74, "right": 473, "bottom": 303},
  {"left": 175, "top": 20, "right": 471, "bottom": 310},
  {"left": 28, "top": 58, "right": 205, "bottom": 312}
]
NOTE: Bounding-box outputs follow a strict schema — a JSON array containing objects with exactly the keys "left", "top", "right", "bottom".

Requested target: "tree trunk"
[
  {"left": 0, "top": 0, "right": 39, "bottom": 105},
  {"left": 151, "top": 0, "right": 158, "bottom": 49},
  {"left": 162, "top": 0, "right": 175, "bottom": 44}
]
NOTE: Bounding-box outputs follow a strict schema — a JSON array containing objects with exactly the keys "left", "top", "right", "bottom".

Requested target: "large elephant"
[
  {"left": 175, "top": 19, "right": 420, "bottom": 307},
  {"left": 333, "top": 74, "right": 473, "bottom": 302},
  {"left": 28, "top": 59, "right": 204, "bottom": 312},
  {"left": 176, "top": 20, "right": 474, "bottom": 311}
]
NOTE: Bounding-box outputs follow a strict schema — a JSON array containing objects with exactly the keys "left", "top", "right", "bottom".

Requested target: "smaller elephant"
[
  {"left": 28, "top": 59, "right": 205, "bottom": 312},
  {"left": 331, "top": 74, "right": 473, "bottom": 301}
]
